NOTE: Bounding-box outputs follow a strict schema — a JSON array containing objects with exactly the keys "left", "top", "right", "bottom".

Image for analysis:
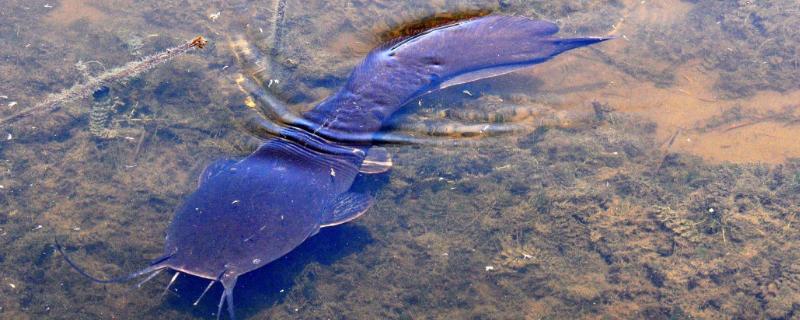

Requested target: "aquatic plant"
[
  {"left": 87, "top": 86, "right": 125, "bottom": 139},
  {"left": 653, "top": 206, "right": 702, "bottom": 244},
  {"left": 491, "top": 237, "right": 541, "bottom": 273}
]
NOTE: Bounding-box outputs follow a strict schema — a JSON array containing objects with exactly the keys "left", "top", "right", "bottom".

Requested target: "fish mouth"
[
  {"left": 162, "top": 263, "right": 240, "bottom": 320},
  {"left": 166, "top": 265, "right": 221, "bottom": 281}
]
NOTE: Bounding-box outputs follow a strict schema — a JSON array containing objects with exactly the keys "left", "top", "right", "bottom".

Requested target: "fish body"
[
  {"left": 165, "top": 137, "right": 364, "bottom": 281},
  {"left": 61, "top": 15, "right": 609, "bottom": 320}
]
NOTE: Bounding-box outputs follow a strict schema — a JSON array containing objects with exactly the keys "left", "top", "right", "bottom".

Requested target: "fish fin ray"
[
  {"left": 320, "top": 192, "right": 373, "bottom": 227},
  {"left": 359, "top": 147, "right": 393, "bottom": 174},
  {"left": 198, "top": 158, "right": 239, "bottom": 186}
]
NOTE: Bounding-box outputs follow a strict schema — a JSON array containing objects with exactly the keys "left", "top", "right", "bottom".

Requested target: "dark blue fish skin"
[
  {"left": 304, "top": 15, "right": 609, "bottom": 136},
  {"left": 62, "top": 15, "right": 609, "bottom": 320},
  {"left": 164, "top": 139, "right": 363, "bottom": 281}
]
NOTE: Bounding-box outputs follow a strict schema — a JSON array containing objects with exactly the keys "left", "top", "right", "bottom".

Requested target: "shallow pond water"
[{"left": 1, "top": 0, "right": 800, "bottom": 319}]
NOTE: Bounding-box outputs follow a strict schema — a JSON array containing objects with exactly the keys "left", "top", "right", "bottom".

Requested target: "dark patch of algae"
[
  {"left": 2, "top": 0, "right": 800, "bottom": 320},
  {"left": 592, "top": 0, "right": 800, "bottom": 98}
]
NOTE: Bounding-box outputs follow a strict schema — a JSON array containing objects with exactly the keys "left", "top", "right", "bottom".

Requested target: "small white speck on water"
[
  {"left": 280, "top": 215, "right": 284, "bottom": 220},
  {"left": 462, "top": 89, "right": 472, "bottom": 96},
  {"left": 330, "top": 168, "right": 336, "bottom": 177},
  {"left": 708, "top": 208, "right": 715, "bottom": 213},
  {"left": 279, "top": 289, "right": 285, "bottom": 293},
  {"left": 8, "top": 283, "right": 15, "bottom": 289},
  {"left": 6, "top": 133, "right": 11, "bottom": 140},
  {"left": 32, "top": 225, "right": 42, "bottom": 231},
  {"left": 485, "top": 265, "right": 495, "bottom": 271},
  {"left": 252, "top": 258, "right": 261, "bottom": 264},
  {"left": 231, "top": 200, "right": 240, "bottom": 205}
]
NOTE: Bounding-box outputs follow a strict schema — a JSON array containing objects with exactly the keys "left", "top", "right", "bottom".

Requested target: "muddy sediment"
[{"left": 1, "top": 0, "right": 800, "bottom": 319}]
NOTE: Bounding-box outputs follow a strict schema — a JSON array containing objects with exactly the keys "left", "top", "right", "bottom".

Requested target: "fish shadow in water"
[{"left": 165, "top": 223, "right": 374, "bottom": 318}]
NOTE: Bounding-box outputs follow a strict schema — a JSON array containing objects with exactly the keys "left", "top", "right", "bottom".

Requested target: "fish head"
[{"left": 161, "top": 144, "right": 356, "bottom": 280}]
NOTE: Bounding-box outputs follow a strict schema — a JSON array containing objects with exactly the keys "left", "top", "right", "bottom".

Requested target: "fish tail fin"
[
  {"left": 303, "top": 15, "right": 612, "bottom": 135},
  {"left": 550, "top": 37, "right": 613, "bottom": 55}
]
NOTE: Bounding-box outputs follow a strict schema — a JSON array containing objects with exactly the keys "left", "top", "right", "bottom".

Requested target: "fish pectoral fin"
[
  {"left": 359, "top": 147, "right": 393, "bottom": 174},
  {"left": 320, "top": 192, "right": 373, "bottom": 227},
  {"left": 198, "top": 158, "right": 239, "bottom": 186},
  {"left": 437, "top": 64, "right": 530, "bottom": 91}
]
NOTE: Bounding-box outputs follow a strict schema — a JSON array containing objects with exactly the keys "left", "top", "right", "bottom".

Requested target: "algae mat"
[{"left": 1, "top": 0, "right": 800, "bottom": 319}]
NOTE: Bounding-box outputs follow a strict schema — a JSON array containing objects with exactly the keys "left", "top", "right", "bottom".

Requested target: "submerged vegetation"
[
  {"left": 0, "top": 36, "right": 207, "bottom": 126},
  {"left": 1, "top": 0, "right": 800, "bottom": 319}
]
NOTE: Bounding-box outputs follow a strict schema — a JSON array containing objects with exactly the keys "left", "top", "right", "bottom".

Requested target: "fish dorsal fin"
[
  {"left": 359, "top": 147, "right": 393, "bottom": 174},
  {"left": 320, "top": 192, "right": 373, "bottom": 227},
  {"left": 198, "top": 158, "right": 238, "bottom": 186}
]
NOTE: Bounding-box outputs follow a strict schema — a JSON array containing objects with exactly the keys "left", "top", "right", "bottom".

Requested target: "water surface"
[{"left": 1, "top": 0, "right": 800, "bottom": 319}]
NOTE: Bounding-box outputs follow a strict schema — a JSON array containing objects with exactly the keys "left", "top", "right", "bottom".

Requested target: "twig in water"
[{"left": 0, "top": 36, "right": 208, "bottom": 126}]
